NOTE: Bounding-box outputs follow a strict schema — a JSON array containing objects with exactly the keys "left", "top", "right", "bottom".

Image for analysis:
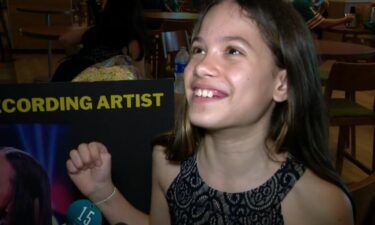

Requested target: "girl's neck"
[
  {"left": 196, "top": 129, "right": 287, "bottom": 192},
  {"left": 200, "top": 125, "right": 279, "bottom": 163},
  {"left": 198, "top": 132, "right": 276, "bottom": 173}
]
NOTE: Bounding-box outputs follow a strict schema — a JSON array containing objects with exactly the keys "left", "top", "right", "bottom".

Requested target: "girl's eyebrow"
[
  {"left": 222, "top": 36, "right": 252, "bottom": 48},
  {"left": 192, "top": 35, "right": 253, "bottom": 49},
  {"left": 191, "top": 36, "right": 203, "bottom": 44}
]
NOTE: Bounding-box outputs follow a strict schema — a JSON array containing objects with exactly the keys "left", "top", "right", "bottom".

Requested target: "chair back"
[
  {"left": 324, "top": 62, "right": 375, "bottom": 107},
  {"left": 349, "top": 173, "right": 375, "bottom": 225},
  {"left": 326, "top": 62, "right": 375, "bottom": 93}
]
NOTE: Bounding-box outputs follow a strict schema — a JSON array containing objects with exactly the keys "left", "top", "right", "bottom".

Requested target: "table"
[
  {"left": 314, "top": 39, "right": 375, "bottom": 61},
  {"left": 325, "top": 24, "right": 374, "bottom": 42},
  {"left": 17, "top": 3, "right": 73, "bottom": 77}
]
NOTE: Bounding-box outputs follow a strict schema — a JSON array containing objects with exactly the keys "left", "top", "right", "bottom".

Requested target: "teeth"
[{"left": 194, "top": 89, "right": 214, "bottom": 98}]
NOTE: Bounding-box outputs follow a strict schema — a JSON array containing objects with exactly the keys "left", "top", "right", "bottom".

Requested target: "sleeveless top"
[{"left": 166, "top": 154, "right": 306, "bottom": 225}]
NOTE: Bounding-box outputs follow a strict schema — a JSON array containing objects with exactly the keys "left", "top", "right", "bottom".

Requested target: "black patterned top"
[{"left": 166, "top": 154, "right": 306, "bottom": 225}]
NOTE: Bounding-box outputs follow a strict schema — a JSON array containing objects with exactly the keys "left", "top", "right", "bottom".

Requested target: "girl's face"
[{"left": 184, "top": 0, "right": 287, "bottom": 131}]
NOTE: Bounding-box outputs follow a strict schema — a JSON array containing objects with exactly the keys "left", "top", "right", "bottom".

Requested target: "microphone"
[{"left": 66, "top": 199, "right": 102, "bottom": 225}]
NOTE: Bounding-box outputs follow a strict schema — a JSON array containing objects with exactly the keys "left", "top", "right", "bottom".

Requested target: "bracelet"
[{"left": 94, "top": 187, "right": 116, "bottom": 205}]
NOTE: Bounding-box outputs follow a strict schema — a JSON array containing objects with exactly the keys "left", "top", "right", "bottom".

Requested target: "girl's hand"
[{"left": 66, "top": 142, "right": 114, "bottom": 202}]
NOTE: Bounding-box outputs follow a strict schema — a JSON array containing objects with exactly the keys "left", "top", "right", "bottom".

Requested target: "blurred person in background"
[
  {"left": 291, "top": 0, "right": 354, "bottom": 30},
  {"left": 312, "top": 0, "right": 329, "bottom": 15},
  {"left": 52, "top": 0, "right": 147, "bottom": 82}
]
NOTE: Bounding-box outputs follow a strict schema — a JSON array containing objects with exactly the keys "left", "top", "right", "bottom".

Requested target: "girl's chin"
[{"left": 189, "top": 116, "right": 220, "bottom": 130}]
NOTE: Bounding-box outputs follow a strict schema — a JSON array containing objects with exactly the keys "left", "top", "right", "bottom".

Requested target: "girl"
[{"left": 66, "top": 0, "right": 354, "bottom": 224}]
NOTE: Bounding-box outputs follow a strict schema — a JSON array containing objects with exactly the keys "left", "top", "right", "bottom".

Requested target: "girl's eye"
[
  {"left": 227, "top": 47, "right": 242, "bottom": 55},
  {"left": 191, "top": 46, "right": 205, "bottom": 55}
]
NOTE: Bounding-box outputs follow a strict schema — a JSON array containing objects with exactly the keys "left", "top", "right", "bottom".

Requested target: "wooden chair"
[
  {"left": 0, "top": 0, "right": 12, "bottom": 62},
  {"left": 349, "top": 173, "right": 375, "bottom": 225},
  {"left": 324, "top": 62, "right": 375, "bottom": 174},
  {"left": 159, "top": 29, "right": 190, "bottom": 78}
]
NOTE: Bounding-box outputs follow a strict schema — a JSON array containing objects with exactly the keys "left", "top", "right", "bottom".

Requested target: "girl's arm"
[
  {"left": 149, "top": 145, "right": 179, "bottom": 224},
  {"left": 67, "top": 142, "right": 149, "bottom": 225},
  {"left": 95, "top": 188, "right": 149, "bottom": 225}
]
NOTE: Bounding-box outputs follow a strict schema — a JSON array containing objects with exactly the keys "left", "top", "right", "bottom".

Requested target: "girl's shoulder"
[
  {"left": 282, "top": 169, "right": 354, "bottom": 225},
  {"left": 152, "top": 145, "right": 181, "bottom": 193}
]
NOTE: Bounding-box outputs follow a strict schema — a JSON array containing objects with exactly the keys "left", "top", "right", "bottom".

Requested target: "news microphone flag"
[{"left": 66, "top": 199, "right": 102, "bottom": 225}]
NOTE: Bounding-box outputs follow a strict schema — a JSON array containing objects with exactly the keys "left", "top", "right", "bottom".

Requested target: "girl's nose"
[{"left": 193, "top": 53, "right": 219, "bottom": 78}]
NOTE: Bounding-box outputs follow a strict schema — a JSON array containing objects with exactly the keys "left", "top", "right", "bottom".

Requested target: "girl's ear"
[{"left": 273, "top": 69, "right": 288, "bottom": 102}]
